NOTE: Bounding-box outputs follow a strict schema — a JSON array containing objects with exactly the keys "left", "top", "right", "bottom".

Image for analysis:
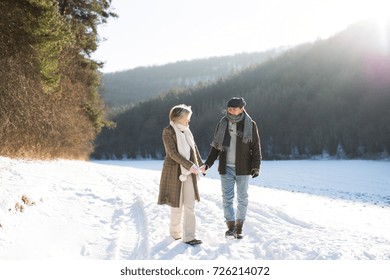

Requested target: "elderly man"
[{"left": 204, "top": 97, "right": 261, "bottom": 239}]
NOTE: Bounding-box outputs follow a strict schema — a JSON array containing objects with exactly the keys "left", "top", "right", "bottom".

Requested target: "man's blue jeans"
[{"left": 220, "top": 166, "right": 249, "bottom": 222}]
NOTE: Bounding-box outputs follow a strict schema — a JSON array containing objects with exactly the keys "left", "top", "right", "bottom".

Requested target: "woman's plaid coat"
[{"left": 158, "top": 125, "right": 204, "bottom": 208}]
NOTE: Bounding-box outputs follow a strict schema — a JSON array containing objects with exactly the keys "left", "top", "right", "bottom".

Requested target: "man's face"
[{"left": 227, "top": 107, "right": 244, "bottom": 116}]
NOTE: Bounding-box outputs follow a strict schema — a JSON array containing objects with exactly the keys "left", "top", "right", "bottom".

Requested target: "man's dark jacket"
[{"left": 205, "top": 119, "right": 261, "bottom": 175}]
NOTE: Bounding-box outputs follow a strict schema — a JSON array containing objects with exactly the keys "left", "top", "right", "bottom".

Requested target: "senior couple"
[{"left": 158, "top": 97, "right": 262, "bottom": 246}]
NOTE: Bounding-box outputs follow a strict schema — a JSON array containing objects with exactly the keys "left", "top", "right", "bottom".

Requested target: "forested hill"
[
  {"left": 93, "top": 20, "right": 390, "bottom": 160},
  {"left": 100, "top": 50, "right": 286, "bottom": 110}
]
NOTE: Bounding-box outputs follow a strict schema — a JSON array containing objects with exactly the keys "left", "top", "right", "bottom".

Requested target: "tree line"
[
  {"left": 93, "top": 20, "right": 390, "bottom": 160},
  {"left": 0, "top": 0, "right": 115, "bottom": 159},
  {"left": 99, "top": 50, "right": 286, "bottom": 113}
]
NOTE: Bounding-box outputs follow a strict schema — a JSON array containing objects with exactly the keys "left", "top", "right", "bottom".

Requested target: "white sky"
[{"left": 92, "top": 0, "right": 390, "bottom": 73}]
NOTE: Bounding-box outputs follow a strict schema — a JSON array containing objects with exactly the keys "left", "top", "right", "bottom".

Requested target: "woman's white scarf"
[{"left": 170, "top": 121, "right": 199, "bottom": 182}]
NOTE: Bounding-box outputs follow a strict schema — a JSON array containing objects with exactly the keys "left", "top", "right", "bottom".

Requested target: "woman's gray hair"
[{"left": 169, "top": 104, "right": 193, "bottom": 122}]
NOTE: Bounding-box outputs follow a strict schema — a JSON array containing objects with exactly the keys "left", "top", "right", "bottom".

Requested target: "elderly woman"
[{"left": 158, "top": 104, "right": 206, "bottom": 246}]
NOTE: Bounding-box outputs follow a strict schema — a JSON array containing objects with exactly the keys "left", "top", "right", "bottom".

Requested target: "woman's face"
[{"left": 177, "top": 113, "right": 191, "bottom": 126}]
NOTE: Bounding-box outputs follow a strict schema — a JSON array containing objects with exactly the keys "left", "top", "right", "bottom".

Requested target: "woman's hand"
[{"left": 190, "top": 165, "right": 199, "bottom": 174}]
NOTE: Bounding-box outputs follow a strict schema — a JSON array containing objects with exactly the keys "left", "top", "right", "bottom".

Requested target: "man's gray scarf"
[{"left": 211, "top": 110, "right": 253, "bottom": 151}]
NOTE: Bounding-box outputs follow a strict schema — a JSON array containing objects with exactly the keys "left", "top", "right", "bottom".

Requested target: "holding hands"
[
  {"left": 190, "top": 164, "right": 207, "bottom": 175},
  {"left": 199, "top": 165, "right": 207, "bottom": 175}
]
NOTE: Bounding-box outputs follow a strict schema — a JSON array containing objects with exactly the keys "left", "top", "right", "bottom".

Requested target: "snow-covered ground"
[
  {"left": 1, "top": 157, "right": 389, "bottom": 261},
  {"left": 2, "top": 157, "right": 390, "bottom": 279}
]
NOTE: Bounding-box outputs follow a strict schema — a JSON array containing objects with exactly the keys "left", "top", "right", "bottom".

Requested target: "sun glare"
[
  {"left": 371, "top": 6, "right": 390, "bottom": 53},
  {"left": 370, "top": 3, "right": 390, "bottom": 28},
  {"left": 348, "top": 0, "right": 390, "bottom": 52}
]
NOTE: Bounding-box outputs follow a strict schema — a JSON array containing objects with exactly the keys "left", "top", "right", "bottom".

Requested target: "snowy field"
[{"left": 1, "top": 157, "right": 390, "bottom": 279}]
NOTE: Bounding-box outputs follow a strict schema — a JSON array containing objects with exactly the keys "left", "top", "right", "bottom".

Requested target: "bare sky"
[{"left": 92, "top": 0, "right": 389, "bottom": 73}]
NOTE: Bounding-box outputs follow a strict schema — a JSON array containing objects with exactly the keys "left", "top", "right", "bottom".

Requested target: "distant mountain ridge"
[
  {"left": 94, "top": 20, "right": 390, "bottom": 160},
  {"left": 99, "top": 49, "right": 287, "bottom": 109}
]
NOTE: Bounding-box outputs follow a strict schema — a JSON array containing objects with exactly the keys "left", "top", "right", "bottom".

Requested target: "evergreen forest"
[
  {"left": 93, "top": 20, "right": 390, "bottom": 160},
  {"left": 0, "top": 0, "right": 115, "bottom": 159}
]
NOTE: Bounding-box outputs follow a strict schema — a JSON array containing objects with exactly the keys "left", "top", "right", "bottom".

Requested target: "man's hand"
[{"left": 251, "top": 168, "right": 260, "bottom": 178}]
